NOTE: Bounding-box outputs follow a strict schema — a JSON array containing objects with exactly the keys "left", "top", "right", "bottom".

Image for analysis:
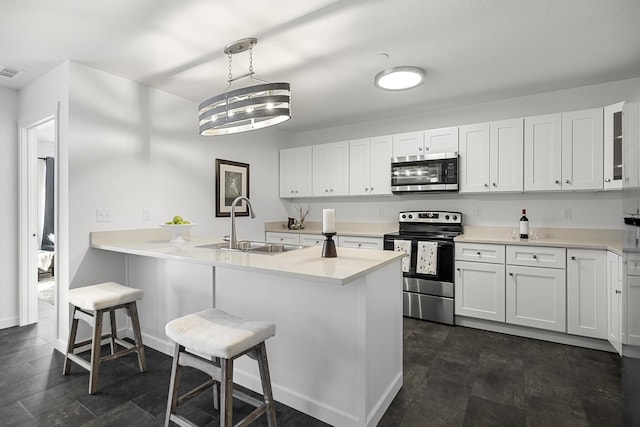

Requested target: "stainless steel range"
[{"left": 383, "top": 211, "right": 463, "bottom": 325}]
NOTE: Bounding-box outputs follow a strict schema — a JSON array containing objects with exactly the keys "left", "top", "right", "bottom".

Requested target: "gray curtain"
[{"left": 41, "top": 157, "right": 55, "bottom": 251}]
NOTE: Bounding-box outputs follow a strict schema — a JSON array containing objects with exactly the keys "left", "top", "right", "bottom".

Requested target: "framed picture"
[{"left": 215, "top": 158, "right": 250, "bottom": 217}]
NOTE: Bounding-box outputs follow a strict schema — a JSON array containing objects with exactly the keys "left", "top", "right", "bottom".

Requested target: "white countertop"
[
  {"left": 455, "top": 226, "right": 623, "bottom": 255},
  {"left": 265, "top": 221, "right": 397, "bottom": 237},
  {"left": 90, "top": 228, "right": 403, "bottom": 285}
]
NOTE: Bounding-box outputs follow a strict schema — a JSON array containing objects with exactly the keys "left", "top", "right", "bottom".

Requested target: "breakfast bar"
[{"left": 90, "top": 228, "right": 403, "bottom": 427}]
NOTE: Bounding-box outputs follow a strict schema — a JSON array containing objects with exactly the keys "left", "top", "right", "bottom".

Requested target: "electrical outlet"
[
  {"left": 143, "top": 208, "right": 151, "bottom": 221},
  {"left": 562, "top": 207, "right": 572, "bottom": 220},
  {"left": 476, "top": 208, "right": 482, "bottom": 217},
  {"left": 96, "top": 208, "right": 112, "bottom": 222},
  {"left": 378, "top": 208, "right": 384, "bottom": 218}
]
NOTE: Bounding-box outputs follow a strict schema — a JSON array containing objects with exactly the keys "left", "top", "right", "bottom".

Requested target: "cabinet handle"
[
  {"left": 370, "top": 187, "right": 374, "bottom": 191},
  {"left": 365, "top": 188, "right": 368, "bottom": 192},
  {"left": 325, "top": 189, "right": 329, "bottom": 193},
  {"left": 483, "top": 183, "right": 489, "bottom": 188},
  {"left": 425, "top": 146, "right": 430, "bottom": 151},
  {"left": 605, "top": 178, "right": 611, "bottom": 182},
  {"left": 476, "top": 251, "right": 481, "bottom": 256},
  {"left": 295, "top": 190, "right": 298, "bottom": 193},
  {"left": 615, "top": 289, "right": 622, "bottom": 294},
  {"left": 571, "top": 256, "right": 576, "bottom": 261},
  {"left": 565, "top": 179, "right": 571, "bottom": 184},
  {"left": 291, "top": 190, "right": 294, "bottom": 193},
  {"left": 330, "top": 189, "right": 334, "bottom": 192},
  {"left": 418, "top": 147, "right": 423, "bottom": 151},
  {"left": 456, "top": 268, "right": 461, "bottom": 271},
  {"left": 509, "top": 272, "right": 514, "bottom": 276},
  {"left": 492, "top": 183, "right": 497, "bottom": 187},
  {"left": 358, "top": 243, "right": 362, "bottom": 248},
  {"left": 555, "top": 180, "right": 561, "bottom": 184},
  {"left": 532, "top": 254, "right": 537, "bottom": 259}
]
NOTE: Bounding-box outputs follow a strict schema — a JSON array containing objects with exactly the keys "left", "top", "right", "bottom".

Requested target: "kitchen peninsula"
[{"left": 90, "top": 228, "right": 403, "bottom": 427}]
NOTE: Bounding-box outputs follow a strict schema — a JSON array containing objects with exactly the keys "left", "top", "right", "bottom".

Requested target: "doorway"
[{"left": 19, "top": 116, "right": 57, "bottom": 328}]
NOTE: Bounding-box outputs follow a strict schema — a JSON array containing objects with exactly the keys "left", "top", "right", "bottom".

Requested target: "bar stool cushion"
[
  {"left": 165, "top": 308, "right": 275, "bottom": 359},
  {"left": 68, "top": 282, "right": 144, "bottom": 311}
]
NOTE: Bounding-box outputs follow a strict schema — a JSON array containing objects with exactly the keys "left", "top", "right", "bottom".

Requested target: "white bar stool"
[
  {"left": 164, "top": 308, "right": 277, "bottom": 427},
  {"left": 63, "top": 282, "right": 147, "bottom": 394}
]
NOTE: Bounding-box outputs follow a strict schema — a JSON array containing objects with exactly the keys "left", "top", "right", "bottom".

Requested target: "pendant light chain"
[
  {"left": 249, "top": 45, "right": 254, "bottom": 75},
  {"left": 227, "top": 52, "right": 233, "bottom": 81}
]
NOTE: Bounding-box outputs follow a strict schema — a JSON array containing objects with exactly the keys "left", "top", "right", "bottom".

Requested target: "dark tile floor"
[{"left": 0, "top": 301, "right": 622, "bottom": 426}]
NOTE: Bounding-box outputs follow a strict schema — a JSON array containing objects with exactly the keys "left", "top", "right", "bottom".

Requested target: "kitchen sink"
[{"left": 196, "top": 241, "right": 306, "bottom": 254}]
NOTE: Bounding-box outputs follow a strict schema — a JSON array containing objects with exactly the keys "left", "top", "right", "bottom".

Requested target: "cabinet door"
[
  {"left": 312, "top": 141, "right": 349, "bottom": 196},
  {"left": 506, "top": 265, "right": 566, "bottom": 332},
  {"left": 265, "top": 232, "right": 300, "bottom": 244},
  {"left": 524, "top": 114, "right": 562, "bottom": 191},
  {"left": 349, "top": 138, "right": 370, "bottom": 196},
  {"left": 338, "top": 235, "right": 383, "bottom": 250},
  {"left": 623, "top": 102, "right": 639, "bottom": 205},
  {"left": 280, "top": 147, "right": 312, "bottom": 198},
  {"left": 567, "top": 249, "right": 607, "bottom": 339},
  {"left": 626, "top": 253, "right": 640, "bottom": 346},
  {"left": 455, "top": 261, "right": 505, "bottom": 322},
  {"left": 561, "top": 108, "right": 604, "bottom": 191},
  {"left": 424, "top": 127, "right": 458, "bottom": 154},
  {"left": 490, "top": 118, "right": 523, "bottom": 192},
  {"left": 604, "top": 102, "right": 624, "bottom": 190},
  {"left": 392, "top": 131, "right": 424, "bottom": 157},
  {"left": 369, "top": 135, "right": 392, "bottom": 195},
  {"left": 458, "top": 123, "right": 490, "bottom": 193},
  {"left": 607, "top": 251, "right": 622, "bottom": 354}
]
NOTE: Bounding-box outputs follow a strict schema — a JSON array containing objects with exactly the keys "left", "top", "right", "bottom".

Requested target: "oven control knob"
[
  {"left": 408, "top": 214, "right": 413, "bottom": 219},
  {"left": 453, "top": 215, "right": 458, "bottom": 220},
  {"left": 401, "top": 214, "right": 407, "bottom": 219},
  {"left": 445, "top": 215, "right": 450, "bottom": 220}
]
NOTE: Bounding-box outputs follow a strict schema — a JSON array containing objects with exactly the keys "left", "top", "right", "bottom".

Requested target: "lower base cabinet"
[
  {"left": 607, "top": 251, "right": 622, "bottom": 355},
  {"left": 506, "top": 265, "right": 566, "bottom": 332},
  {"left": 455, "top": 261, "right": 505, "bottom": 322},
  {"left": 567, "top": 249, "right": 607, "bottom": 339}
]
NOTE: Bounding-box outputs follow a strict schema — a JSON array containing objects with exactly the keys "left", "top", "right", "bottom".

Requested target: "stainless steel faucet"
[{"left": 229, "top": 196, "right": 256, "bottom": 249}]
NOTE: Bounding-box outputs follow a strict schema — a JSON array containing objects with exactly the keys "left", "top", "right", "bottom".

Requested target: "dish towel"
[
  {"left": 416, "top": 241, "right": 438, "bottom": 275},
  {"left": 394, "top": 240, "right": 412, "bottom": 272}
]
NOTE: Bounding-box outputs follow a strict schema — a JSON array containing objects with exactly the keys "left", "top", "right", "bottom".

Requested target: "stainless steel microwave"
[{"left": 391, "top": 152, "right": 458, "bottom": 193}]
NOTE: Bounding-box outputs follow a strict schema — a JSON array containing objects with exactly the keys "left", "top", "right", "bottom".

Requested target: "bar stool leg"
[
  {"left": 257, "top": 342, "right": 277, "bottom": 427},
  {"left": 109, "top": 308, "right": 118, "bottom": 354},
  {"left": 63, "top": 307, "right": 80, "bottom": 375},
  {"left": 165, "top": 343, "right": 183, "bottom": 427},
  {"left": 128, "top": 302, "right": 147, "bottom": 372},
  {"left": 89, "top": 309, "right": 104, "bottom": 395},
  {"left": 220, "top": 358, "right": 234, "bottom": 427}
]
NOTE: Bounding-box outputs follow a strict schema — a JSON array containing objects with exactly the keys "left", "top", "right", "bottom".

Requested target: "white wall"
[
  {"left": 286, "top": 77, "right": 640, "bottom": 230},
  {"left": 0, "top": 87, "right": 19, "bottom": 328},
  {"left": 66, "top": 62, "right": 290, "bottom": 289}
]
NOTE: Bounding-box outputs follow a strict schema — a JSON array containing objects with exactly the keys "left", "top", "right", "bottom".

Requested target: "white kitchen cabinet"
[
  {"left": 279, "top": 147, "right": 312, "bottom": 198},
  {"left": 265, "top": 232, "right": 300, "bottom": 245},
  {"left": 459, "top": 119, "right": 524, "bottom": 193},
  {"left": 338, "top": 235, "right": 383, "bottom": 250},
  {"left": 524, "top": 113, "right": 562, "bottom": 191},
  {"left": 300, "top": 233, "right": 324, "bottom": 246},
  {"left": 566, "top": 249, "right": 607, "bottom": 339},
  {"left": 561, "top": 108, "right": 604, "bottom": 191},
  {"left": 458, "top": 123, "right": 490, "bottom": 193},
  {"left": 455, "top": 242, "right": 505, "bottom": 264},
  {"left": 391, "top": 131, "right": 424, "bottom": 157},
  {"left": 626, "top": 253, "right": 640, "bottom": 346},
  {"left": 604, "top": 102, "right": 624, "bottom": 190},
  {"left": 506, "top": 265, "right": 566, "bottom": 332},
  {"left": 506, "top": 245, "right": 566, "bottom": 269},
  {"left": 349, "top": 136, "right": 392, "bottom": 196},
  {"left": 622, "top": 103, "right": 640, "bottom": 215},
  {"left": 312, "top": 141, "right": 350, "bottom": 196},
  {"left": 455, "top": 260, "right": 506, "bottom": 322},
  {"left": 607, "top": 251, "right": 623, "bottom": 354},
  {"left": 524, "top": 109, "right": 603, "bottom": 192},
  {"left": 423, "top": 126, "right": 459, "bottom": 153}
]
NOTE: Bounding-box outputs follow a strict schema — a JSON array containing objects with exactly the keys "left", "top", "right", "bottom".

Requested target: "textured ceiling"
[{"left": 2, "top": 0, "right": 640, "bottom": 133}]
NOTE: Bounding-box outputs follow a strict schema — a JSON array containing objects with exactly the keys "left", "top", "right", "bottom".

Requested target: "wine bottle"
[{"left": 519, "top": 209, "right": 529, "bottom": 239}]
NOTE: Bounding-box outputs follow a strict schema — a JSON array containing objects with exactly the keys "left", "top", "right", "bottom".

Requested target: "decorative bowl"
[{"left": 159, "top": 223, "right": 195, "bottom": 243}]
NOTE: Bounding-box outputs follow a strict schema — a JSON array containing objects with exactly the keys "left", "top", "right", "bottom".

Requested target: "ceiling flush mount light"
[
  {"left": 199, "top": 37, "right": 291, "bottom": 136},
  {"left": 374, "top": 66, "right": 426, "bottom": 91}
]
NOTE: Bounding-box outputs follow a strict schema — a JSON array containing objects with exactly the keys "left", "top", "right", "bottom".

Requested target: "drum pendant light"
[{"left": 199, "top": 38, "right": 291, "bottom": 136}]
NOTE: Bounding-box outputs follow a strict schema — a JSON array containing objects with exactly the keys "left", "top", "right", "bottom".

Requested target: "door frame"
[{"left": 18, "top": 114, "right": 58, "bottom": 326}]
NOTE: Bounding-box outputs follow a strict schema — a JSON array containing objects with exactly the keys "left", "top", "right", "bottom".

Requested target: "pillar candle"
[{"left": 323, "top": 209, "right": 335, "bottom": 234}]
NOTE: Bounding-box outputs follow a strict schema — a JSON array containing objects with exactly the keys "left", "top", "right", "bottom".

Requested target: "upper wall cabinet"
[
  {"left": 349, "top": 136, "right": 392, "bottom": 195},
  {"left": 458, "top": 119, "right": 523, "bottom": 194},
  {"left": 604, "top": 102, "right": 624, "bottom": 190},
  {"left": 280, "top": 146, "right": 312, "bottom": 198},
  {"left": 312, "top": 141, "right": 349, "bottom": 196},
  {"left": 391, "top": 127, "right": 459, "bottom": 158},
  {"left": 391, "top": 131, "right": 424, "bottom": 157},
  {"left": 424, "top": 127, "right": 459, "bottom": 154},
  {"left": 524, "top": 109, "right": 603, "bottom": 191}
]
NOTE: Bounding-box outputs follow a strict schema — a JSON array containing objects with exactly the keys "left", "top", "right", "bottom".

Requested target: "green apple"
[{"left": 172, "top": 215, "right": 183, "bottom": 224}]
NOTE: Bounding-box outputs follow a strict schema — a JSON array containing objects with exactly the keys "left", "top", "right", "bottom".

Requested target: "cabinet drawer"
[
  {"left": 299, "top": 234, "right": 323, "bottom": 246},
  {"left": 455, "top": 243, "right": 505, "bottom": 264},
  {"left": 628, "top": 253, "right": 640, "bottom": 276},
  {"left": 338, "top": 235, "right": 383, "bottom": 250},
  {"left": 507, "top": 245, "right": 565, "bottom": 269},
  {"left": 265, "top": 232, "right": 300, "bottom": 245}
]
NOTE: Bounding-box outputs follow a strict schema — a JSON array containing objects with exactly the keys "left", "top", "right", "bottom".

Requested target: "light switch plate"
[{"left": 97, "top": 209, "right": 112, "bottom": 222}]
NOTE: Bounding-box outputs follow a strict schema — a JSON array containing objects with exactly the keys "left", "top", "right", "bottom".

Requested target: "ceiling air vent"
[{"left": 0, "top": 65, "right": 25, "bottom": 79}]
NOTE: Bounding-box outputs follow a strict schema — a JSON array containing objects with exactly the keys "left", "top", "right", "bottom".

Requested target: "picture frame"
[{"left": 215, "top": 158, "right": 250, "bottom": 217}]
